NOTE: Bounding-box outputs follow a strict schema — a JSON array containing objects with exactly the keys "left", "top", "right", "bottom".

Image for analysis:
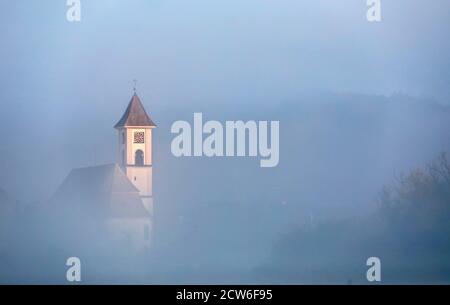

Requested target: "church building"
[{"left": 51, "top": 92, "right": 156, "bottom": 251}]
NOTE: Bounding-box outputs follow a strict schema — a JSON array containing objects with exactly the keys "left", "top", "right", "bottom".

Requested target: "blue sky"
[{"left": 1, "top": 0, "right": 449, "bottom": 107}]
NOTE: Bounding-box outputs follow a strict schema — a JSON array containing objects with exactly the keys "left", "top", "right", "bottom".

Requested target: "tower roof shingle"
[{"left": 114, "top": 93, "right": 156, "bottom": 128}]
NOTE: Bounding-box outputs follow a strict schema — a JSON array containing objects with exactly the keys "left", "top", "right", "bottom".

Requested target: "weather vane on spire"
[{"left": 133, "top": 79, "right": 137, "bottom": 94}]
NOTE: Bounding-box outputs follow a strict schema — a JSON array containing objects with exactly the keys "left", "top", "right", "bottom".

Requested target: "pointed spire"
[{"left": 114, "top": 93, "right": 156, "bottom": 128}]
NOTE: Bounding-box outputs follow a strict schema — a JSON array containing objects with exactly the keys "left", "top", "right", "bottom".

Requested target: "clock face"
[{"left": 134, "top": 131, "right": 145, "bottom": 143}]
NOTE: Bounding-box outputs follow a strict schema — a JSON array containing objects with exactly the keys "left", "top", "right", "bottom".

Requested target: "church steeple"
[{"left": 115, "top": 91, "right": 156, "bottom": 219}]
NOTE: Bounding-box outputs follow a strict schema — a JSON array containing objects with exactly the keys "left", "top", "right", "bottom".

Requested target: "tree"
[{"left": 379, "top": 152, "right": 450, "bottom": 234}]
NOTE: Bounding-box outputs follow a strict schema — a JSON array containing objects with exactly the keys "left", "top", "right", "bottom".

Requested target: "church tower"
[{"left": 114, "top": 92, "right": 156, "bottom": 216}]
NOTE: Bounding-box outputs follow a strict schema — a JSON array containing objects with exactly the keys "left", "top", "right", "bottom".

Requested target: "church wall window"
[{"left": 135, "top": 149, "right": 144, "bottom": 166}]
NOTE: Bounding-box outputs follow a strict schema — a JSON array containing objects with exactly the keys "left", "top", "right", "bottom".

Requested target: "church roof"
[
  {"left": 114, "top": 93, "right": 156, "bottom": 128},
  {"left": 51, "top": 164, "right": 150, "bottom": 219}
]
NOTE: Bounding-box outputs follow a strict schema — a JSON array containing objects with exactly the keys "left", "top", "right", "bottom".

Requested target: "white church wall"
[
  {"left": 144, "top": 128, "right": 153, "bottom": 165},
  {"left": 127, "top": 128, "right": 146, "bottom": 165},
  {"left": 126, "top": 166, "right": 153, "bottom": 196},
  {"left": 106, "top": 218, "right": 152, "bottom": 251}
]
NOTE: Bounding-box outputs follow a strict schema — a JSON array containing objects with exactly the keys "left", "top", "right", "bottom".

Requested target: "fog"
[{"left": 0, "top": 1, "right": 449, "bottom": 284}]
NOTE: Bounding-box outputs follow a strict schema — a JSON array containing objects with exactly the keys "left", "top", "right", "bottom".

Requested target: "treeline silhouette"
[{"left": 256, "top": 153, "right": 450, "bottom": 284}]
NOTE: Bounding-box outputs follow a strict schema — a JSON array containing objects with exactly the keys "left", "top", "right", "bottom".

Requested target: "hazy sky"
[
  {"left": 0, "top": 1, "right": 449, "bottom": 202},
  {"left": 0, "top": 1, "right": 450, "bottom": 284}
]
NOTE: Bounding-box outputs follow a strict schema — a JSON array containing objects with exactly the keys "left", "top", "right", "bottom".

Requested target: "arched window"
[{"left": 135, "top": 149, "right": 144, "bottom": 166}]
